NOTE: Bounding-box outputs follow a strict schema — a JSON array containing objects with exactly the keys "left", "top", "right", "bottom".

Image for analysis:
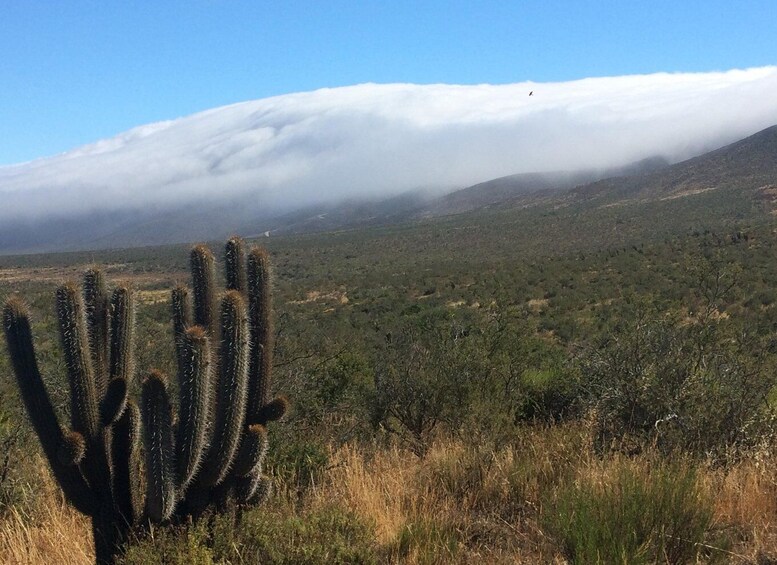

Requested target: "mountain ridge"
[
  {"left": 572, "top": 124, "right": 777, "bottom": 202},
  {"left": 0, "top": 124, "right": 776, "bottom": 255}
]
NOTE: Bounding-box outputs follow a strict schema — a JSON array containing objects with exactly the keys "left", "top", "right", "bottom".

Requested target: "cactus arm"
[
  {"left": 56, "top": 283, "right": 100, "bottom": 440},
  {"left": 109, "top": 287, "right": 135, "bottom": 384},
  {"left": 175, "top": 326, "right": 212, "bottom": 491},
  {"left": 190, "top": 245, "right": 217, "bottom": 332},
  {"left": 246, "top": 247, "right": 274, "bottom": 418},
  {"left": 101, "top": 377, "right": 129, "bottom": 426},
  {"left": 226, "top": 245, "right": 282, "bottom": 508},
  {"left": 2, "top": 298, "right": 95, "bottom": 515},
  {"left": 171, "top": 285, "right": 192, "bottom": 346},
  {"left": 248, "top": 475, "right": 272, "bottom": 505},
  {"left": 199, "top": 292, "right": 249, "bottom": 486},
  {"left": 225, "top": 236, "right": 247, "bottom": 292},
  {"left": 59, "top": 431, "right": 87, "bottom": 466},
  {"left": 95, "top": 287, "right": 135, "bottom": 429},
  {"left": 231, "top": 424, "right": 268, "bottom": 478},
  {"left": 141, "top": 371, "right": 177, "bottom": 523},
  {"left": 57, "top": 282, "right": 114, "bottom": 523},
  {"left": 81, "top": 276, "right": 129, "bottom": 550},
  {"left": 83, "top": 269, "right": 110, "bottom": 397},
  {"left": 234, "top": 470, "right": 271, "bottom": 506},
  {"left": 253, "top": 396, "right": 289, "bottom": 426},
  {"left": 112, "top": 402, "right": 141, "bottom": 526}
]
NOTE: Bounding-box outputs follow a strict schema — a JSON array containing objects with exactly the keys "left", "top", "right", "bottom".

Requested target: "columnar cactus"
[
  {"left": 4, "top": 278, "right": 137, "bottom": 563},
  {"left": 2, "top": 238, "right": 287, "bottom": 564}
]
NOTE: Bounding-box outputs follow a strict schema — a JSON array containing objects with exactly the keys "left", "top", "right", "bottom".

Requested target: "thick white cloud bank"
[{"left": 2, "top": 67, "right": 777, "bottom": 222}]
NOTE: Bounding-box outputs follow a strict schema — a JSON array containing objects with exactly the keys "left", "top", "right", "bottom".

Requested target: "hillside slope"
[
  {"left": 0, "top": 125, "right": 775, "bottom": 255},
  {"left": 573, "top": 124, "right": 777, "bottom": 202}
]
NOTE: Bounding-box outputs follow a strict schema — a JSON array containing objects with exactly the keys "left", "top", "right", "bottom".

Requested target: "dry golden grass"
[
  {"left": 0, "top": 264, "right": 183, "bottom": 286},
  {"left": 0, "top": 458, "right": 92, "bottom": 564},
  {"left": 0, "top": 504, "right": 91, "bottom": 565},
  {"left": 303, "top": 426, "right": 777, "bottom": 563},
  {"left": 136, "top": 289, "right": 170, "bottom": 304},
  {"left": 3, "top": 429, "right": 777, "bottom": 563},
  {"left": 703, "top": 455, "right": 777, "bottom": 562},
  {"left": 315, "top": 444, "right": 411, "bottom": 544},
  {"left": 303, "top": 426, "right": 587, "bottom": 563}
]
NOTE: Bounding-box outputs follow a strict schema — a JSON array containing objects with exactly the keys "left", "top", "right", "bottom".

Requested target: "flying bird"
[{"left": 529, "top": 91, "right": 533, "bottom": 96}]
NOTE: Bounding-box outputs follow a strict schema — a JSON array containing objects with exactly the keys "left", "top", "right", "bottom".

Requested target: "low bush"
[
  {"left": 390, "top": 518, "right": 460, "bottom": 565},
  {"left": 213, "top": 504, "right": 377, "bottom": 565},
  {"left": 121, "top": 504, "right": 377, "bottom": 565},
  {"left": 578, "top": 312, "right": 777, "bottom": 459},
  {"left": 543, "top": 460, "right": 723, "bottom": 564},
  {"left": 515, "top": 366, "right": 580, "bottom": 423},
  {"left": 120, "top": 522, "right": 214, "bottom": 565},
  {"left": 369, "top": 307, "right": 569, "bottom": 453},
  {"left": 266, "top": 437, "right": 330, "bottom": 493}
]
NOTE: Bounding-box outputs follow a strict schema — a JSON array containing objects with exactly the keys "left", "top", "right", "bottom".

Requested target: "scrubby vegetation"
[{"left": 3, "top": 189, "right": 777, "bottom": 562}]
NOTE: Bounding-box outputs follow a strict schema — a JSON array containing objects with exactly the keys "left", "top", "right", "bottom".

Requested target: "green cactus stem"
[
  {"left": 100, "top": 377, "right": 128, "bottom": 426},
  {"left": 175, "top": 326, "right": 212, "bottom": 490},
  {"left": 225, "top": 235, "right": 248, "bottom": 293},
  {"left": 56, "top": 282, "right": 100, "bottom": 440},
  {"left": 112, "top": 402, "right": 141, "bottom": 527},
  {"left": 232, "top": 424, "right": 268, "bottom": 477},
  {"left": 198, "top": 291, "right": 249, "bottom": 487},
  {"left": 141, "top": 370, "right": 176, "bottom": 523},
  {"left": 109, "top": 287, "right": 135, "bottom": 382},
  {"left": 246, "top": 247, "right": 274, "bottom": 417},
  {"left": 190, "top": 245, "right": 216, "bottom": 331},
  {"left": 83, "top": 269, "right": 110, "bottom": 395}
]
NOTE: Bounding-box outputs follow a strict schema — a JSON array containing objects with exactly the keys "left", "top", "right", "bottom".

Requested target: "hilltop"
[{"left": 1, "top": 124, "right": 776, "bottom": 255}]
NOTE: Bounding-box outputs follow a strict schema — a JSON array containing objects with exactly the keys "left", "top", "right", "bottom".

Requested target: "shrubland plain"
[{"left": 3, "top": 156, "right": 777, "bottom": 564}]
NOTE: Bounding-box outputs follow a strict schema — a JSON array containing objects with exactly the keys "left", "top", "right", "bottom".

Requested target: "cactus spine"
[{"left": 2, "top": 238, "right": 286, "bottom": 564}]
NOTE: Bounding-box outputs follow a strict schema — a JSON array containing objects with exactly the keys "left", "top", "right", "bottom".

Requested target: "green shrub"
[
  {"left": 515, "top": 367, "right": 580, "bottom": 422},
  {"left": 369, "top": 313, "right": 468, "bottom": 452},
  {"left": 120, "top": 522, "right": 214, "bottom": 565},
  {"left": 316, "top": 352, "right": 373, "bottom": 409},
  {"left": 543, "top": 461, "right": 722, "bottom": 564},
  {"left": 266, "top": 437, "right": 329, "bottom": 492},
  {"left": 370, "top": 308, "right": 568, "bottom": 452},
  {"left": 291, "top": 351, "right": 373, "bottom": 433},
  {"left": 212, "top": 504, "right": 377, "bottom": 564},
  {"left": 391, "top": 518, "right": 460, "bottom": 565},
  {"left": 121, "top": 505, "right": 376, "bottom": 564},
  {"left": 0, "top": 373, "right": 38, "bottom": 516},
  {"left": 578, "top": 312, "right": 777, "bottom": 458}
]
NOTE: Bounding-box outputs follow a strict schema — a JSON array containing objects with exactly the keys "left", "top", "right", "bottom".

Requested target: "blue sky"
[{"left": 1, "top": 1, "right": 775, "bottom": 165}]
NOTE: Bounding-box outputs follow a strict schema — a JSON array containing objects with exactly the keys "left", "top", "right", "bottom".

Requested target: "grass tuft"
[{"left": 542, "top": 458, "right": 722, "bottom": 564}]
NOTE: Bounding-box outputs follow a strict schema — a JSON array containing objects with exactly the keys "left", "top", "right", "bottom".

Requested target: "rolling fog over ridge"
[
  {"left": 2, "top": 122, "right": 776, "bottom": 256},
  {"left": 2, "top": 67, "right": 777, "bottom": 229}
]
